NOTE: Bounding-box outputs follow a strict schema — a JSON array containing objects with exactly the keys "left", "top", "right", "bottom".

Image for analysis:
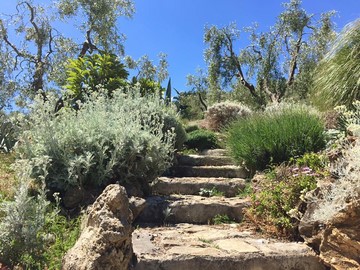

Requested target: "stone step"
[
  {"left": 200, "top": 149, "right": 228, "bottom": 156},
  {"left": 170, "top": 165, "right": 249, "bottom": 179},
  {"left": 152, "top": 177, "right": 247, "bottom": 197},
  {"left": 177, "top": 154, "right": 234, "bottom": 166},
  {"left": 135, "top": 195, "right": 250, "bottom": 224},
  {"left": 133, "top": 223, "right": 325, "bottom": 270}
]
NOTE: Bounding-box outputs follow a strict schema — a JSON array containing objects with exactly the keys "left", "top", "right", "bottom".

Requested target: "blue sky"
[{"left": 1, "top": 0, "right": 359, "bottom": 95}]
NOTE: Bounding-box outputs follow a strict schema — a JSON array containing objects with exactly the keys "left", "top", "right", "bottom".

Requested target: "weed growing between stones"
[
  {"left": 199, "top": 187, "right": 224, "bottom": 197},
  {"left": 211, "top": 214, "right": 235, "bottom": 225}
]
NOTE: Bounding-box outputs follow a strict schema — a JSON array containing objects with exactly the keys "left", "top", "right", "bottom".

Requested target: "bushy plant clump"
[
  {"left": 308, "top": 140, "right": 360, "bottom": 222},
  {"left": 227, "top": 104, "right": 326, "bottom": 171},
  {"left": 185, "top": 129, "right": 219, "bottom": 151},
  {"left": 248, "top": 164, "right": 319, "bottom": 239},
  {"left": 163, "top": 114, "right": 187, "bottom": 151},
  {"left": 17, "top": 86, "right": 176, "bottom": 194},
  {"left": 0, "top": 160, "right": 49, "bottom": 267},
  {"left": 204, "top": 101, "right": 252, "bottom": 131},
  {"left": 0, "top": 159, "right": 81, "bottom": 268},
  {"left": 0, "top": 112, "right": 19, "bottom": 153}
]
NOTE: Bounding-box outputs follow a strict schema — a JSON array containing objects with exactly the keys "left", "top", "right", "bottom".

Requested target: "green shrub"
[
  {"left": 42, "top": 207, "right": 81, "bottom": 270},
  {"left": 0, "top": 159, "right": 81, "bottom": 268},
  {"left": 0, "top": 159, "right": 49, "bottom": 268},
  {"left": 17, "top": 87, "right": 176, "bottom": 195},
  {"left": 0, "top": 112, "right": 19, "bottom": 153},
  {"left": 248, "top": 164, "right": 318, "bottom": 238},
  {"left": 185, "top": 129, "right": 219, "bottom": 151},
  {"left": 205, "top": 101, "right": 252, "bottom": 131},
  {"left": 185, "top": 124, "right": 200, "bottom": 133},
  {"left": 227, "top": 104, "right": 326, "bottom": 171},
  {"left": 163, "top": 114, "right": 187, "bottom": 151}
]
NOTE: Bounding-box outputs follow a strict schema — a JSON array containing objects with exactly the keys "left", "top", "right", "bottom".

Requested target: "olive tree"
[
  {"left": 0, "top": 0, "right": 134, "bottom": 107},
  {"left": 203, "top": 0, "right": 336, "bottom": 107}
]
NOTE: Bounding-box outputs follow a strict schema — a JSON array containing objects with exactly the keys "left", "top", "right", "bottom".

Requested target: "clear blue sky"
[{"left": 1, "top": 0, "right": 359, "bottom": 95}]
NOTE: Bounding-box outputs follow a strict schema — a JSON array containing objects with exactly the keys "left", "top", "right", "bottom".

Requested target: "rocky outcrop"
[
  {"left": 300, "top": 197, "right": 360, "bottom": 269},
  {"left": 319, "top": 200, "right": 360, "bottom": 269},
  {"left": 62, "top": 184, "right": 133, "bottom": 270}
]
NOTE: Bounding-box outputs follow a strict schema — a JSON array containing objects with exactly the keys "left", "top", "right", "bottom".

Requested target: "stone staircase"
[{"left": 132, "top": 150, "right": 325, "bottom": 270}]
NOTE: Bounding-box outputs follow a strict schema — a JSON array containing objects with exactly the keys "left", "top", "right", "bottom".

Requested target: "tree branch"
[
  {"left": 287, "top": 35, "right": 302, "bottom": 86},
  {"left": 79, "top": 29, "right": 99, "bottom": 58},
  {"left": 223, "top": 32, "right": 263, "bottom": 104}
]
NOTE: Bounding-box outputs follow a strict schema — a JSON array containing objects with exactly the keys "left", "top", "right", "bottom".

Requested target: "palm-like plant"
[{"left": 312, "top": 19, "right": 360, "bottom": 109}]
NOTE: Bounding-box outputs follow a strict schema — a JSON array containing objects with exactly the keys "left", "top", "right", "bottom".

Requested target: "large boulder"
[
  {"left": 300, "top": 188, "right": 360, "bottom": 269},
  {"left": 62, "top": 184, "right": 133, "bottom": 270},
  {"left": 318, "top": 200, "right": 360, "bottom": 269}
]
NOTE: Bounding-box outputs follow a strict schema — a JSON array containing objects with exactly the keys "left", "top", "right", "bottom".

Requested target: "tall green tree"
[
  {"left": 312, "top": 19, "right": 360, "bottom": 109},
  {"left": 203, "top": 0, "right": 336, "bottom": 107},
  {"left": 0, "top": 0, "right": 134, "bottom": 107}
]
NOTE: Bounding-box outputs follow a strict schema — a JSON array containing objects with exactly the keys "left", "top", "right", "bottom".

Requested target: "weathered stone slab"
[
  {"left": 177, "top": 154, "right": 234, "bottom": 166},
  {"left": 214, "top": 239, "right": 259, "bottom": 253},
  {"left": 171, "top": 165, "right": 249, "bottom": 179},
  {"left": 200, "top": 149, "right": 228, "bottom": 156},
  {"left": 133, "top": 223, "right": 326, "bottom": 270},
  {"left": 152, "top": 177, "right": 246, "bottom": 197},
  {"left": 135, "top": 195, "right": 250, "bottom": 224}
]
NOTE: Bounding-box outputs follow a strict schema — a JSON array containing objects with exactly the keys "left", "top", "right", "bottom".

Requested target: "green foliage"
[
  {"left": 202, "top": 0, "right": 336, "bottom": 106},
  {"left": 185, "top": 124, "right": 200, "bottom": 133},
  {"left": 334, "top": 100, "right": 360, "bottom": 133},
  {"left": 249, "top": 165, "right": 317, "bottom": 236},
  {"left": 185, "top": 129, "right": 219, "bottom": 151},
  {"left": 131, "top": 77, "right": 163, "bottom": 97},
  {"left": 163, "top": 114, "right": 187, "bottom": 151},
  {"left": 0, "top": 159, "right": 81, "bottom": 269},
  {"left": 174, "top": 90, "right": 206, "bottom": 120},
  {"left": 199, "top": 187, "right": 224, "bottom": 197},
  {"left": 0, "top": 152, "right": 16, "bottom": 199},
  {"left": 57, "top": 0, "right": 135, "bottom": 54},
  {"left": 42, "top": 208, "right": 81, "bottom": 270},
  {"left": 291, "top": 152, "right": 328, "bottom": 172},
  {"left": 0, "top": 160, "right": 49, "bottom": 268},
  {"left": 204, "top": 101, "right": 252, "bottom": 131},
  {"left": 17, "top": 87, "right": 176, "bottom": 195},
  {"left": 65, "top": 53, "right": 129, "bottom": 100},
  {"left": 312, "top": 19, "right": 360, "bottom": 110},
  {"left": 0, "top": 113, "right": 18, "bottom": 153},
  {"left": 165, "top": 78, "right": 172, "bottom": 105},
  {"left": 212, "top": 214, "right": 235, "bottom": 225},
  {"left": 237, "top": 182, "right": 253, "bottom": 199},
  {"left": 227, "top": 104, "right": 326, "bottom": 171}
]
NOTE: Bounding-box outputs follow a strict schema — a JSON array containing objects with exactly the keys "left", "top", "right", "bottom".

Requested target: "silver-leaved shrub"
[
  {"left": 17, "top": 85, "right": 176, "bottom": 195},
  {"left": 0, "top": 158, "right": 50, "bottom": 268}
]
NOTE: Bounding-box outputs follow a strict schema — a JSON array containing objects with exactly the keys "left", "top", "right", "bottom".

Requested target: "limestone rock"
[
  {"left": 62, "top": 184, "right": 133, "bottom": 270},
  {"left": 319, "top": 200, "right": 360, "bottom": 270},
  {"left": 300, "top": 197, "right": 360, "bottom": 270},
  {"left": 129, "top": 196, "right": 146, "bottom": 220}
]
